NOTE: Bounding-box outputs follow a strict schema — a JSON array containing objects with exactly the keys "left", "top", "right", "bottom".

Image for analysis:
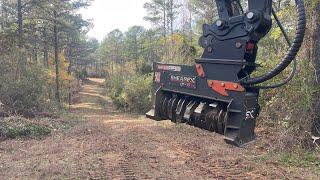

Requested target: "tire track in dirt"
[{"left": 119, "top": 161, "right": 136, "bottom": 180}]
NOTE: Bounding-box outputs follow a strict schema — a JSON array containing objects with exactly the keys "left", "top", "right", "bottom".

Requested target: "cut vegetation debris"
[{"left": 0, "top": 116, "right": 81, "bottom": 140}]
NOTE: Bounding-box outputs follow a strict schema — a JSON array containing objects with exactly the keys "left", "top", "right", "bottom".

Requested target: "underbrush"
[
  {"left": 0, "top": 53, "right": 81, "bottom": 117},
  {"left": 0, "top": 67, "right": 55, "bottom": 113},
  {"left": 105, "top": 60, "right": 153, "bottom": 113},
  {"left": 278, "top": 152, "right": 320, "bottom": 169},
  {"left": 0, "top": 117, "right": 51, "bottom": 140},
  {"left": 254, "top": 150, "right": 320, "bottom": 175},
  {"left": 252, "top": 21, "right": 320, "bottom": 152},
  {"left": 256, "top": 58, "right": 320, "bottom": 152},
  {"left": 0, "top": 118, "right": 51, "bottom": 139},
  {"left": 0, "top": 114, "right": 83, "bottom": 140},
  {"left": 106, "top": 73, "right": 153, "bottom": 113}
]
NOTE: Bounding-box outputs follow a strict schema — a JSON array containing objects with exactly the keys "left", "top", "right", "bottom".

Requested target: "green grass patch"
[
  {"left": 252, "top": 151, "right": 320, "bottom": 174},
  {"left": 0, "top": 121, "right": 51, "bottom": 139},
  {"left": 0, "top": 113, "right": 85, "bottom": 140},
  {"left": 278, "top": 152, "right": 320, "bottom": 168}
]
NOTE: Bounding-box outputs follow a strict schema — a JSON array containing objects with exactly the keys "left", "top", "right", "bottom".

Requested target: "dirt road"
[{"left": 0, "top": 78, "right": 318, "bottom": 179}]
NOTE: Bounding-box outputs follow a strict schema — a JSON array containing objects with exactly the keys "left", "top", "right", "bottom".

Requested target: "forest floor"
[{"left": 0, "top": 78, "right": 319, "bottom": 179}]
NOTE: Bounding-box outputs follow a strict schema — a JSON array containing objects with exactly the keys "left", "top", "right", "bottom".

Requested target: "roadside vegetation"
[
  {"left": 0, "top": 117, "right": 51, "bottom": 140},
  {"left": 105, "top": 60, "right": 153, "bottom": 113},
  {"left": 0, "top": 0, "right": 95, "bottom": 139}
]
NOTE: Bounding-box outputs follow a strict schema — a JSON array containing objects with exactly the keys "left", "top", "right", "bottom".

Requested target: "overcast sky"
[{"left": 79, "top": 0, "right": 150, "bottom": 41}]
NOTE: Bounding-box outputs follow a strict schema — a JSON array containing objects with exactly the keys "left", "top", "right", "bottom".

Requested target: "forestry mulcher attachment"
[{"left": 147, "top": 0, "right": 306, "bottom": 147}]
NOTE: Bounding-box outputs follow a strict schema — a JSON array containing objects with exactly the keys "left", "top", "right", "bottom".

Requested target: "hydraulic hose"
[
  {"left": 242, "top": 0, "right": 306, "bottom": 86},
  {"left": 255, "top": 8, "right": 295, "bottom": 89}
]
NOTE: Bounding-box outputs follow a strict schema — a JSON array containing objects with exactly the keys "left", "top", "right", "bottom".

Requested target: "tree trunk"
[
  {"left": 16, "top": 0, "right": 24, "bottom": 79},
  {"left": 169, "top": 0, "right": 173, "bottom": 35},
  {"left": 189, "top": 7, "right": 193, "bottom": 44},
  {"left": 162, "top": 0, "right": 168, "bottom": 61},
  {"left": 163, "top": 0, "right": 166, "bottom": 37},
  {"left": 0, "top": 0, "right": 5, "bottom": 30},
  {"left": 17, "top": 0, "right": 23, "bottom": 48},
  {"left": 311, "top": 2, "right": 320, "bottom": 137},
  {"left": 67, "top": 37, "right": 72, "bottom": 106},
  {"left": 312, "top": 3, "right": 320, "bottom": 82},
  {"left": 134, "top": 35, "right": 138, "bottom": 70},
  {"left": 43, "top": 27, "right": 49, "bottom": 68},
  {"left": 54, "top": 10, "right": 61, "bottom": 109},
  {"left": 32, "top": 27, "right": 38, "bottom": 63}
]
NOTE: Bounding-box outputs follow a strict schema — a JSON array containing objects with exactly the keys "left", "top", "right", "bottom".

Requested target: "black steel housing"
[{"left": 147, "top": 0, "right": 274, "bottom": 147}]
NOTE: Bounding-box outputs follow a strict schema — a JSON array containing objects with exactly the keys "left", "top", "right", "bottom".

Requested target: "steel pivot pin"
[
  {"left": 247, "top": 12, "right": 255, "bottom": 20},
  {"left": 216, "top": 20, "right": 223, "bottom": 27},
  {"left": 236, "top": 42, "right": 242, "bottom": 48}
]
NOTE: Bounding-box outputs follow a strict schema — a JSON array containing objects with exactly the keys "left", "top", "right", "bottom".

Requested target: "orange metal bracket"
[{"left": 207, "top": 80, "right": 245, "bottom": 96}]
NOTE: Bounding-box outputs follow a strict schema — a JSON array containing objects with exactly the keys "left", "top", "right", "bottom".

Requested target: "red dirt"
[{"left": 0, "top": 78, "right": 318, "bottom": 179}]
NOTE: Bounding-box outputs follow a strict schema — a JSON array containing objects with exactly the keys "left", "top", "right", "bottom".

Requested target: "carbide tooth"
[
  {"left": 209, "top": 103, "right": 218, "bottom": 108},
  {"left": 194, "top": 102, "right": 205, "bottom": 114},
  {"left": 176, "top": 97, "right": 190, "bottom": 123},
  {"left": 194, "top": 102, "right": 205, "bottom": 128},
  {"left": 162, "top": 96, "right": 170, "bottom": 119},
  {"left": 170, "top": 96, "right": 179, "bottom": 122},
  {"left": 159, "top": 95, "right": 166, "bottom": 118},
  {"left": 167, "top": 97, "right": 174, "bottom": 120},
  {"left": 183, "top": 101, "right": 194, "bottom": 121},
  {"left": 175, "top": 98, "right": 185, "bottom": 122},
  {"left": 184, "top": 100, "right": 199, "bottom": 125},
  {"left": 204, "top": 109, "right": 216, "bottom": 131},
  {"left": 201, "top": 103, "right": 211, "bottom": 129},
  {"left": 217, "top": 110, "right": 225, "bottom": 134},
  {"left": 212, "top": 108, "right": 220, "bottom": 133}
]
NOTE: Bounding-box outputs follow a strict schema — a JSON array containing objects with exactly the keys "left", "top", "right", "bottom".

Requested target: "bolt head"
[
  {"left": 247, "top": 12, "right": 255, "bottom": 20},
  {"left": 236, "top": 42, "right": 242, "bottom": 49},
  {"left": 216, "top": 20, "right": 223, "bottom": 27}
]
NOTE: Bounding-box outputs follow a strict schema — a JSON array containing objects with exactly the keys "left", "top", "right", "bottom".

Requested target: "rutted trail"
[{"left": 0, "top": 78, "right": 317, "bottom": 179}]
